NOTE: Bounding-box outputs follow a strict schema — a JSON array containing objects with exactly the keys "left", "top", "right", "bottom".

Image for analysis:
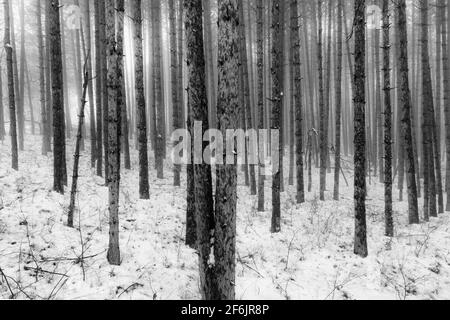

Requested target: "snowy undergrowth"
[{"left": 1, "top": 136, "right": 450, "bottom": 300}]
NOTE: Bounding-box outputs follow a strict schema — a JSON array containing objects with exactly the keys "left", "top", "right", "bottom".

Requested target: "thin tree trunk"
[
  {"left": 257, "top": 0, "right": 265, "bottom": 212},
  {"left": 95, "top": 0, "right": 103, "bottom": 177},
  {"left": 4, "top": 0, "right": 18, "bottom": 170}
]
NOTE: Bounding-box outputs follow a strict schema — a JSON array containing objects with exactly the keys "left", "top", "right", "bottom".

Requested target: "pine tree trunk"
[
  {"left": 4, "top": 0, "right": 18, "bottom": 170},
  {"left": 133, "top": 0, "right": 150, "bottom": 200},
  {"left": 154, "top": 0, "right": 165, "bottom": 179},
  {"left": 0, "top": 63, "right": 4, "bottom": 141},
  {"left": 291, "top": 0, "right": 305, "bottom": 204},
  {"left": 184, "top": 0, "right": 217, "bottom": 299},
  {"left": 94, "top": 0, "right": 104, "bottom": 177},
  {"left": 106, "top": 0, "right": 121, "bottom": 266},
  {"left": 333, "top": 0, "right": 343, "bottom": 201},
  {"left": 420, "top": 0, "right": 438, "bottom": 218},
  {"left": 271, "top": 0, "right": 283, "bottom": 234},
  {"left": 318, "top": 0, "right": 327, "bottom": 201},
  {"left": 214, "top": 0, "right": 241, "bottom": 300},
  {"left": 256, "top": 0, "right": 265, "bottom": 212},
  {"left": 50, "top": 0, "right": 66, "bottom": 194},
  {"left": 383, "top": 0, "right": 394, "bottom": 237},
  {"left": 353, "top": 0, "right": 368, "bottom": 258},
  {"left": 169, "top": 0, "right": 182, "bottom": 187},
  {"left": 397, "top": 0, "right": 420, "bottom": 224}
]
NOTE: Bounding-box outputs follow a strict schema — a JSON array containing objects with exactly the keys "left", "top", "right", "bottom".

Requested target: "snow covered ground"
[{"left": 1, "top": 135, "right": 450, "bottom": 300}]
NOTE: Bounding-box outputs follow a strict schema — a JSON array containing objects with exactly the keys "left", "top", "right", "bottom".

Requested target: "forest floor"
[{"left": 1, "top": 135, "right": 450, "bottom": 300}]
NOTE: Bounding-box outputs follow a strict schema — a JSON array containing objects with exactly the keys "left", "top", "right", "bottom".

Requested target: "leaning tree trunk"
[
  {"left": 397, "top": 0, "right": 420, "bottom": 224},
  {"left": 214, "top": 0, "right": 242, "bottom": 300},
  {"left": 4, "top": 0, "right": 18, "bottom": 170},
  {"left": 133, "top": 0, "right": 150, "bottom": 200},
  {"left": 383, "top": 0, "right": 394, "bottom": 237},
  {"left": 106, "top": 0, "right": 121, "bottom": 266},
  {"left": 184, "top": 0, "right": 217, "bottom": 299},
  {"left": 353, "top": 0, "right": 368, "bottom": 258},
  {"left": 50, "top": 0, "right": 66, "bottom": 193},
  {"left": 68, "top": 67, "right": 89, "bottom": 228}
]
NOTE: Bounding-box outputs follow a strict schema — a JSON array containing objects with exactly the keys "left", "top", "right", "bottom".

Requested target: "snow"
[{"left": 1, "top": 135, "right": 450, "bottom": 300}]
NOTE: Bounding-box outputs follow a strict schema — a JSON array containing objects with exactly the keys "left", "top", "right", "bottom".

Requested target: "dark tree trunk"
[
  {"left": 50, "top": 0, "right": 66, "bottom": 193},
  {"left": 382, "top": 0, "right": 394, "bottom": 237},
  {"left": 353, "top": 0, "right": 368, "bottom": 258},
  {"left": 318, "top": 0, "right": 326, "bottom": 201},
  {"left": 184, "top": 0, "right": 216, "bottom": 299},
  {"left": 133, "top": 0, "right": 150, "bottom": 200},
  {"left": 271, "top": 0, "right": 283, "bottom": 233},
  {"left": 397, "top": 0, "right": 420, "bottom": 224},
  {"left": 95, "top": 0, "right": 104, "bottom": 177}
]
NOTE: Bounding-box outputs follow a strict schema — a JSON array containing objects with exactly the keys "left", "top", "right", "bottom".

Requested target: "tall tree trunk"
[
  {"left": 169, "top": 0, "right": 182, "bottom": 187},
  {"left": 4, "top": 0, "right": 18, "bottom": 170},
  {"left": 397, "top": 0, "right": 420, "bottom": 224},
  {"left": 257, "top": 0, "right": 265, "bottom": 212},
  {"left": 0, "top": 63, "right": 4, "bottom": 141},
  {"left": 291, "top": 0, "right": 305, "bottom": 204},
  {"left": 383, "top": 0, "right": 394, "bottom": 237},
  {"left": 420, "top": 0, "right": 438, "bottom": 218},
  {"left": 184, "top": 0, "right": 216, "bottom": 299},
  {"left": 106, "top": 0, "right": 121, "bottom": 266},
  {"left": 318, "top": 0, "right": 327, "bottom": 201},
  {"left": 50, "top": 0, "right": 66, "bottom": 193},
  {"left": 353, "top": 0, "right": 368, "bottom": 258},
  {"left": 154, "top": 0, "right": 165, "bottom": 179},
  {"left": 133, "top": 0, "right": 150, "bottom": 199},
  {"left": 271, "top": 0, "right": 283, "bottom": 233},
  {"left": 95, "top": 0, "right": 104, "bottom": 177},
  {"left": 333, "top": 0, "right": 343, "bottom": 201},
  {"left": 214, "top": 0, "right": 241, "bottom": 300}
]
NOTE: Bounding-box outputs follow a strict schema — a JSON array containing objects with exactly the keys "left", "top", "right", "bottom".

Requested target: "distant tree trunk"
[
  {"left": 383, "top": 0, "right": 394, "bottom": 237},
  {"left": 133, "top": 0, "right": 150, "bottom": 199},
  {"left": 397, "top": 0, "right": 420, "bottom": 224},
  {"left": 184, "top": 0, "right": 217, "bottom": 299},
  {"left": 291, "top": 0, "right": 304, "bottom": 204},
  {"left": 177, "top": 0, "right": 185, "bottom": 131},
  {"left": 68, "top": 68, "right": 89, "bottom": 228},
  {"left": 256, "top": 0, "right": 265, "bottom": 212},
  {"left": 44, "top": 0, "right": 52, "bottom": 147},
  {"left": 318, "top": 0, "right": 326, "bottom": 201},
  {"left": 238, "top": 1, "right": 257, "bottom": 195},
  {"left": 154, "top": 0, "right": 165, "bottom": 179},
  {"left": 420, "top": 0, "right": 438, "bottom": 219},
  {"left": 50, "top": 0, "right": 66, "bottom": 193},
  {"left": 4, "top": 0, "right": 18, "bottom": 170},
  {"left": 271, "top": 0, "right": 283, "bottom": 234},
  {"left": 24, "top": 59, "right": 35, "bottom": 136},
  {"left": 353, "top": 0, "right": 368, "bottom": 258},
  {"left": 106, "top": 0, "right": 121, "bottom": 266},
  {"left": 170, "top": 0, "right": 182, "bottom": 187},
  {"left": 95, "top": 0, "right": 103, "bottom": 177},
  {"left": 101, "top": 0, "right": 109, "bottom": 183},
  {"left": 215, "top": 0, "right": 241, "bottom": 300},
  {"left": 11, "top": 2, "right": 24, "bottom": 152},
  {"left": 333, "top": 0, "right": 343, "bottom": 201}
]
